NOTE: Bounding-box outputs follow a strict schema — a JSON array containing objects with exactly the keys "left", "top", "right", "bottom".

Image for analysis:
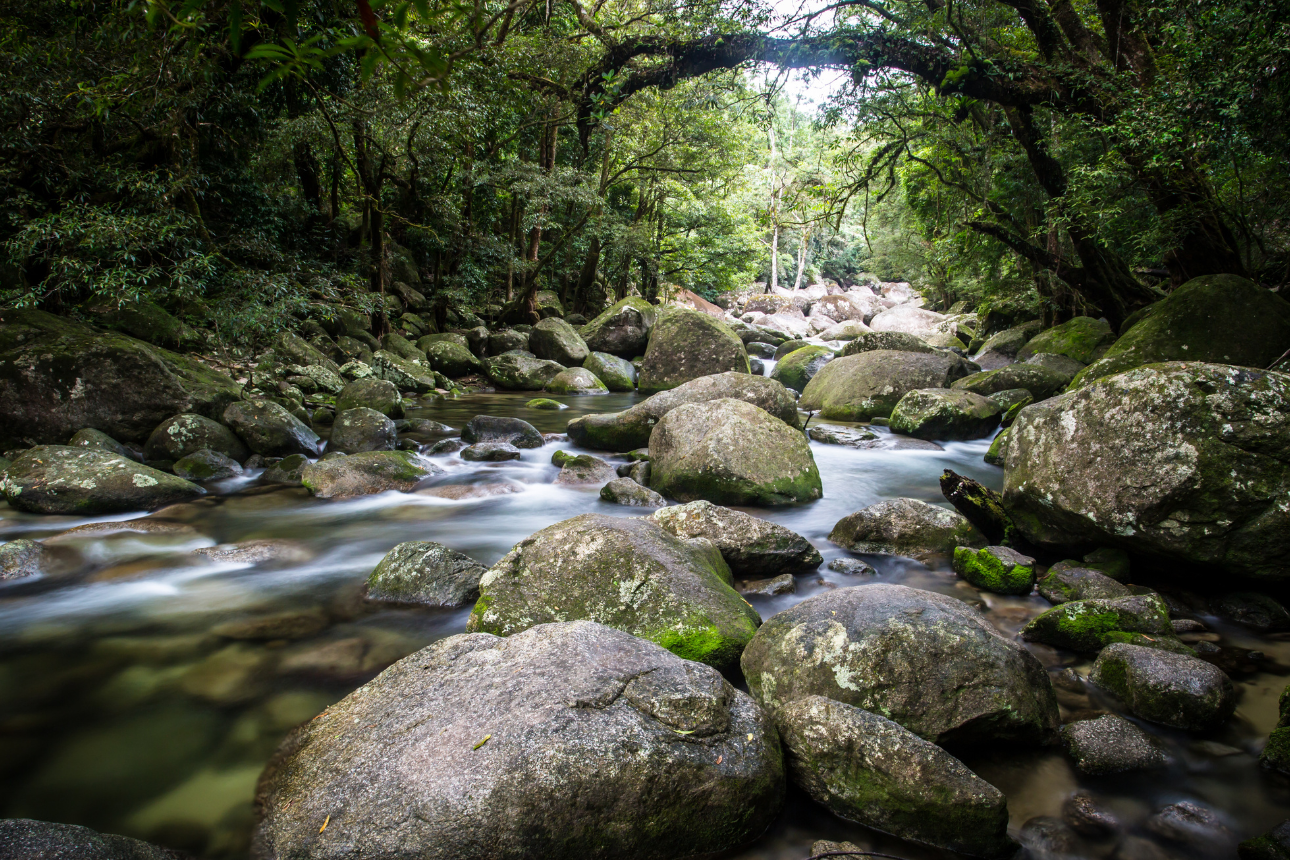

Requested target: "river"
[{"left": 1, "top": 390, "right": 1287, "bottom": 858}]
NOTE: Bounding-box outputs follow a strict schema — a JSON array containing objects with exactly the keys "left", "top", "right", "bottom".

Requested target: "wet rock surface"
[
  {"left": 799, "top": 350, "right": 977, "bottom": 421},
  {"left": 651, "top": 500, "right": 822, "bottom": 577},
  {"left": 1061, "top": 714, "right": 1169, "bottom": 775},
  {"left": 829, "top": 498, "right": 985, "bottom": 560},
  {"left": 366, "top": 541, "right": 488, "bottom": 607},
  {"left": 1091, "top": 643, "right": 1237, "bottom": 730},
  {"left": 1, "top": 446, "right": 204, "bottom": 514}
]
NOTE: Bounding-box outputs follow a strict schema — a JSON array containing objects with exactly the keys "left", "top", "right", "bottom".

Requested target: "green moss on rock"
[{"left": 953, "top": 545, "right": 1036, "bottom": 594}]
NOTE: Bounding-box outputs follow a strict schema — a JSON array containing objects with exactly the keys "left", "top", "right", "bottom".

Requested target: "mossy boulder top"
[
  {"left": 649, "top": 398, "right": 822, "bottom": 506},
  {"left": 953, "top": 545, "right": 1037, "bottom": 595},
  {"left": 371, "top": 350, "right": 445, "bottom": 393},
  {"left": 418, "top": 332, "right": 470, "bottom": 352},
  {"left": 252, "top": 621, "right": 784, "bottom": 860},
  {"left": 651, "top": 500, "right": 823, "bottom": 577},
  {"left": 798, "top": 350, "right": 978, "bottom": 421},
  {"left": 829, "top": 498, "right": 986, "bottom": 559},
  {"left": 583, "top": 351, "right": 636, "bottom": 392},
  {"left": 528, "top": 317, "right": 590, "bottom": 367},
  {"left": 840, "top": 331, "right": 937, "bottom": 356},
  {"left": 461, "top": 415, "right": 543, "bottom": 448},
  {"left": 567, "top": 372, "right": 799, "bottom": 452},
  {"left": 889, "top": 388, "right": 1002, "bottom": 441},
  {"left": 301, "top": 451, "right": 439, "bottom": 499},
  {"left": 770, "top": 344, "right": 836, "bottom": 394},
  {"left": 79, "top": 296, "right": 201, "bottom": 352},
  {"left": 1017, "top": 316, "right": 1117, "bottom": 365},
  {"left": 144, "top": 412, "right": 249, "bottom": 463},
  {"left": 951, "top": 363, "right": 1073, "bottom": 401},
  {"left": 327, "top": 407, "right": 397, "bottom": 454},
  {"left": 424, "top": 340, "right": 483, "bottom": 378},
  {"left": 467, "top": 513, "right": 761, "bottom": 670},
  {"left": 223, "top": 400, "right": 320, "bottom": 457},
  {"left": 1073, "top": 274, "right": 1290, "bottom": 387},
  {"left": 1, "top": 446, "right": 204, "bottom": 514},
  {"left": 335, "top": 377, "right": 403, "bottom": 418},
  {"left": 1021, "top": 593, "right": 1184, "bottom": 654},
  {"left": 579, "top": 297, "right": 658, "bottom": 357},
  {"left": 366, "top": 540, "right": 488, "bottom": 608},
  {"left": 275, "top": 331, "right": 341, "bottom": 374},
  {"left": 484, "top": 353, "right": 565, "bottom": 391},
  {"left": 740, "top": 584, "right": 1060, "bottom": 745},
  {"left": 545, "top": 367, "right": 608, "bottom": 394},
  {"left": 0, "top": 309, "right": 242, "bottom": 450},
  {"left": 1090, "top": 642, "right": 1236, "bottom": 731},
  {"left": 638, "top": 309, "right": 749, "bottom": 392},
  {"left": 1003, "top": 362, "right": 1290, "bottom": 580}
]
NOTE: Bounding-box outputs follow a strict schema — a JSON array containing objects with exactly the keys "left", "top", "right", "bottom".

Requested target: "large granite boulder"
[
  {"left": 251, "top": 621, "right": 783, "bottom": 860},
  {"left": 79, "top": 296, "right": 198, "bottom": 351},
  {"left": 840, "top": 331, "right": 936, "bottom": 356},
  {"left": 366, "top": 541, "right": 488, "bottom": 607},
  {"left": 529, "top": 318, "right": 590, "bottom": 367},
  {"left": 301, "top": 451, "right": 438, "bottom": 499},
  {"left": 1073, "top": 275, "right": 1290, "bottom": 388},
  {"left": 327, "top": 407, "right": 397, "bottom": 454},
  {"left": 651, "top": 500, "right": 822, "bottom": 577},
  {"left": 467, "top": 514, "right": 760, "bottom": 670},
  {"left": 813, "top": 293, "right": 881, "bottom": 324},
  {"left": 649, "top": 399, "right": 821, "bottom": 506},
  {"left": 638, "top": 309, "right": 749, "bottom": 392},
  {"left": 371, "top": 350, "right": 443, "bottom": 393},
  {"left": 1, "top": 446, "right": 204, "bottom": 514},
  {"left": 424, "top": 340, "right": 483, "bottom": 377},
  {"left": 144, "top": 413, "right": 249, "bottom": 463},
  {"left": 335, "top": 377, "right": 403, "bottom": 418},
  {"left": 829, "top": 498, "right": 986, "bottom": 559},
  {"left": 0, "top": 309, "right": 241, "bottom": 449},
  {"left": 484, "top": 353, "right": 565, "bottom": 390},
  {"left": 276, "top": 331, "right": 341, "bottom": 373},
  {"left": 461, "top": 416, "right": 543, "bottom": 448},
  {"left": 223, "top": 400, "right": 321, "bottom": 457},
  {"left": 579, "top": 297, "right": 657, "bottom": 357},
  {"left": 798, "top": 350, "right": 977, "bottom": 421},
  {"left": 0, "top": 819, "right": 185, "bottom": 860},
  {"left": 951, "top": 364, "right": 1072, "bottom": 401},
  {"left": 567, "top": 372, "right": 798, "bottom": 452},
  {"left": 778, "top": 697, "right": 1014, "bottom": 859},
  {"left": 1017, "top": 316, "right": 1117, "bottom": 365},
  {"left": 740, "top": 584, "right": 1060, "bottom": 744},
  {"left": 889, "top": 388, "right": 1001, "bottom": 440},
  {"left": 770, "top": 345, "right": 835, "bottom": 393},
  {"left": 1090, "top": 643, "right": 1237, "bottom": 730},
  {"left": 1003, "top": 362, "right": 1290, "bottom": 580},
  {"left": 583, "top": 352, "right": 635, "bottom": 391},
  {"left": 869, "top": 306, "right": 963, "bottom": 348}
]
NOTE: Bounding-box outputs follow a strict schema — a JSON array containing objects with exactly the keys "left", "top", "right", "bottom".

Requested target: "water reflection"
[{"left": 1, "top": 389, "right": 1287, "bottom": 858}]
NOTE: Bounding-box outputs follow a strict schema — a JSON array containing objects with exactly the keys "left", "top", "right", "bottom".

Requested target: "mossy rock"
[
  {"left": 1090, "top": 642, "right": 1236, "bottom": 730},
  {"left": 890, "top": 388, "right": 1002, "bottom": 441},
  {"left": 301, "top": 450, "right": 438, "bottom": 498},
  {"left": 1072, "top": 274, "right": 1290, "bottom": 388},
  {"left": 972, "top": 320, "right": 1042, "bottom": 358},
  {"left": 424, "top": 340, "right": 483, "bottom": 378},
  {"left": 984, "top": 426, "right": 1011, "bottom": 466},
  {"left": 483, "top": 353, "right": 565, "bottom": 391},
  {"left": 1017, "top": 316, "right": 1117, "bottom": 365},
  {"left": 951, "top": 364, "right": 1072, "bottom": 400},
  {"left": 840, "top": 331, "right": 936, "bottom": 356},
  {"left": 79, "top": 296, "right": 201, "bottom": 351},
  {"left": 544, "top": 367, "right": 608, "bottom": 394},
  {"left": 1020, "top": 594, "right": 1187, "bottom": 654},
  {"left": 371, "top": 350, "right": 443, "bottom": 393},
  {"left": 579, "top": 297, "right": 657, "bottom": 357},
  {"left": 417, "top": 332, "right": 469, "bottom": 352},
  {"left": 335, "top": 378, "right": 403, "bottom": 418},
  {"left": 1035, "top": 561, "right": 1131, "bottom": 604},
  {"left": 467, "top": 513, "right": 760, "bottom": 670},
  {"left": 799, "top": 350, "right": 977, "bottom": 421},
  {"left": 366, "top": 540, "right": 487, "bottom": 607},
  {"left": 583, "top": 351, "right": 636, "bottom": 391},
  {"left": 638, "top": 309, "right": 749, "bottom": 392},
  {"left": 770, "top": 344, "right": 835, "bottom": 393},
  {"left": 328, "top": 407, "right": 397, "bottom": 454},
  {"left": 530, "top": 318, "right": 590, "bottom": 366},
  {"left": 953, "top": 545, "right": 1036, "bottom": 595},
  {"left": 1262, "top": 727, "right": 1290, "bottom": 775},
  {"left": 829, "top": 498, "right": 985, "bottom": 559},
  {"left": 68, "top": 428, "right": 136, "bottom": 460},
  {"left": 223, "top": 400, "right": 321, "bottom": 457},
  {"left": 173, "top": 448, "right": 242, "bottom": 481},
  {"left": 1, "top": 446, "right": 204, "bottom": 514},
  {"left": 526, "top": 398, "right": 566, "bottom": 410}
]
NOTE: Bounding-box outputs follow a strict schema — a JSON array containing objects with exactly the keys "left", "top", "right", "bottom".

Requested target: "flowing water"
[{"left": 1, "top": 390, "right": 1287, "bottom": 859}]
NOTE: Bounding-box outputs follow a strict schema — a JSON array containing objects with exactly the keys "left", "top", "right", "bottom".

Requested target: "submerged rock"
[
  {"left": 468, "top": 513, "right": 759, "bottom": 670},
  {"left": 366, "top": 541, "right": 488, "bottom": 607},
  {"left": 889, "top": 388, "right": 1001, "bottom": 440},
  {"left": 829, "top": 498, "right": 985, "bottom": 560},
  {"left": 223, "top": 401, "right": 320, "bottom": 457},
  {"left": 567, "top": 372, "right": 798, "bottom": 452},
  {"left": 301, "top": 451, "right": 438, "bottom": 499},
  {"left": 799, "top": 350, "right": 977, "bottom": 421},
  {"left": 649, "top": 399, "right": 821, "bottom": 506},
  {"left": 551, "top": 451, "right": 616, "bottom": 485},
  {"left": 777, "top": 696, "right": 1014, "bottom": 859},
  {"left": 1003, "top": 362, "right": 1290, "bottom": 581},
  {"left": 740, "top": 584, "right": 1060, "bottom": 745},
  {"left": 638, "top": 309, "right": 749, "bottom": 392},
  {"left": 651, "top": 500, "right": 821, "bottom": 577},
  {"left": 1090, "top": 643, "right": 1237, "bottom": 730},
  {"left": 1061, "top": 714, "right": 1168, "bottom": 775},
  {"left": 1, "top": 446, "right": 203, "bottom": 514},
  {"left": 1021, "top": 594, "right": 1183, "bottom": 653},
  {"left": 252, "top": 621, "right": 784, "bottom": 860},
  {"left": 0, "top": 539, "right": 57, "bottom": 581},
  {"left": 261, "top": 454, "right": 308, "bottom": 485}
]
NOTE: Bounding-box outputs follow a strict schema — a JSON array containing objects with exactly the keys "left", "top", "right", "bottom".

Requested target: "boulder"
[
  {"left": 301, "top": 451, "right": 438, "bottom": 499},
  {"left": 535, "top": 289, "right": 564, "bottom": 318},
  {"left": 262, "top": 453, "right": 308, "bottom": 485},
  {"left": 529, "top": 318, "right": 590, "bottom": 366},
  {"left": 651, "top": 500, "right": 822, "bottom": 577},
  {"left": 1003, "top": 363, "right": 1290, "bottom": 580},
  {"left": 302, "top": 363, "right": 344, "bottom": 395},
  {"left": 740, "top": 584, "right": 1060, "bottom": 744},
  {"left": 335, "top": 378, "right": 403, "bottom": 418},
  {"left": 951, "top": 364, "right": 1071, "bottom": 401},
  {"left": 1017, "top": 316, "right": 1117, "bottom": 365},
  {"left": 366, "top": 541, "right": 488, "bottom": 607},
  {"left": 380, "top": 332, "right": 426, "bottom": 363},
  {"left": 424, "top": 340, "right": 483, "bottom": 377},
  {"left": 816, "top": 320, "right": 870, "bottom": 341},
  {"left": 638, "top": 309, "right": 749, "bottom": 392},
  {"left": 1061, "top": 714, "right": 1168, "bottom": 775},
  {"left": 953, "top": 545, "right": 1037, "bottom": 595},
  {"left": 252, "top": 622, "right": 783, "bottom": 860},
  {"left": 461, "top": 416, "right": 543, "bottom": 449},
  {"left": 328, "top": 407, "right": 397, "bottom": 454},
  {"left": 745, "top": 341, "right": 778, "bottom": 359},
  {"left": 649, "top": 399, "right": 821, "bottom": 506},
  {"left": 418, "top": 332, "right": 470, "bottom": 352},
  {"left": 0, "top": 819, "right": 185, "bottom": 860},
  {"left": 526, "top": 398, "right": 565, "bottom": 410},
  {"left": 599, "top": 477, "right": 665, "bottom": 506},
  {"left": 1212, "top": 592, "right": 1290, "bottom": 632},
  {"left": 889, "top": 388, "right": 1002, "bottom": 440},
  {"left": 829, "top": 498, "right": 986, "bottom": 559},
  {"left": 840, "top": 331, "right": 936, "bottom": 356},
  {"left": 79, "top": 296, "right": 199, "bottom": 351},
  {"left": 545, "top": 367, "right": 608, "bottom": 394},
  {"left": 461, "top": 443, "right": 521, "bottom": 462},
  {"left": 580, "top": 297, "right": 657, "bottom": 357},
  {"left": 172, "top": 449, "right": 243, "bottom": 481},
  {"left": 567, "top": 372, "right": 799, "bottom": 452},
  {"left": 548, "top": 452, "right": 612, "bottom": 486},
  {"left": 0, "top": 309, "right": 242, "bottom": 449},
  {"left": 869, "top": 305, "right": 957, "bottom": 346},
  {"left": 484, "top": 353, "right": 565, "bottom": 390},
  {"left": 770, "top": 345, "right": 835, "bottom": 393},
  {"left": 1, "top": 446, "right": 204, "bottom": 514},
  {"left": 798, "top": 350, "right": 977, "bottom": 421},
  {"left": 1024, "top": 352, "right": 1087, "bottom": 379},
  {"left": 1036, "top": 561, "right": 1132, "bottom": 604},
  {"left": 0, "top": 539, "right": 58, "bottom": 580},
  {"left": 276, "top": 331, "right": 341, "bottom": 374},
  {"left": 371, "top": 350, "right": 443, "bottom": 393},
  {"left": 223, "top": 401, "right": 320, "bottom": 457},
  {"left": 68, "top": 428, "right": 136, "bottom": 459},
  {"left": 468, "top": 514, "right": 760, "bottom": 670},
  {"left": 1021, "top": 594, "right": 1183, "bottom": 653},
  {"left": 974, "top": 320, "right": 1042, "bottom": 359},
  {"left": 737, "top": 574, "right": 795, "bottom": 596},
  {"left": 1073, "top": 275, "right": 1290, "bottom": 387},
  {"left": 1090, "top": 643, "right": 1237, "bottom": 730},
  {"left": 813, "top": 293, "right": 881, "bottom": 324},
  {"left": 488, "top": 329, "right": 529, "bottom": 354},
  {"left": 583, "top": 352, "right": 635, "bottom": 391},
  {"left": 778, "top": 696, "right": 1014, "bottom": 859}
]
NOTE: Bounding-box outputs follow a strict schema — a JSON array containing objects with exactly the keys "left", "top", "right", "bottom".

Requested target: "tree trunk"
[
  {"left": 793, "top": 222, "right": 810, "bottom": 290},
  {"left": 293, "top": 141, "right": 323, "bottom": 213}
]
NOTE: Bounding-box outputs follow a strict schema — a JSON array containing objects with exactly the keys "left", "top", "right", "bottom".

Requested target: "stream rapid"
[{"left": 1, "top": 390, "right": 1287, "bottom": 859}]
